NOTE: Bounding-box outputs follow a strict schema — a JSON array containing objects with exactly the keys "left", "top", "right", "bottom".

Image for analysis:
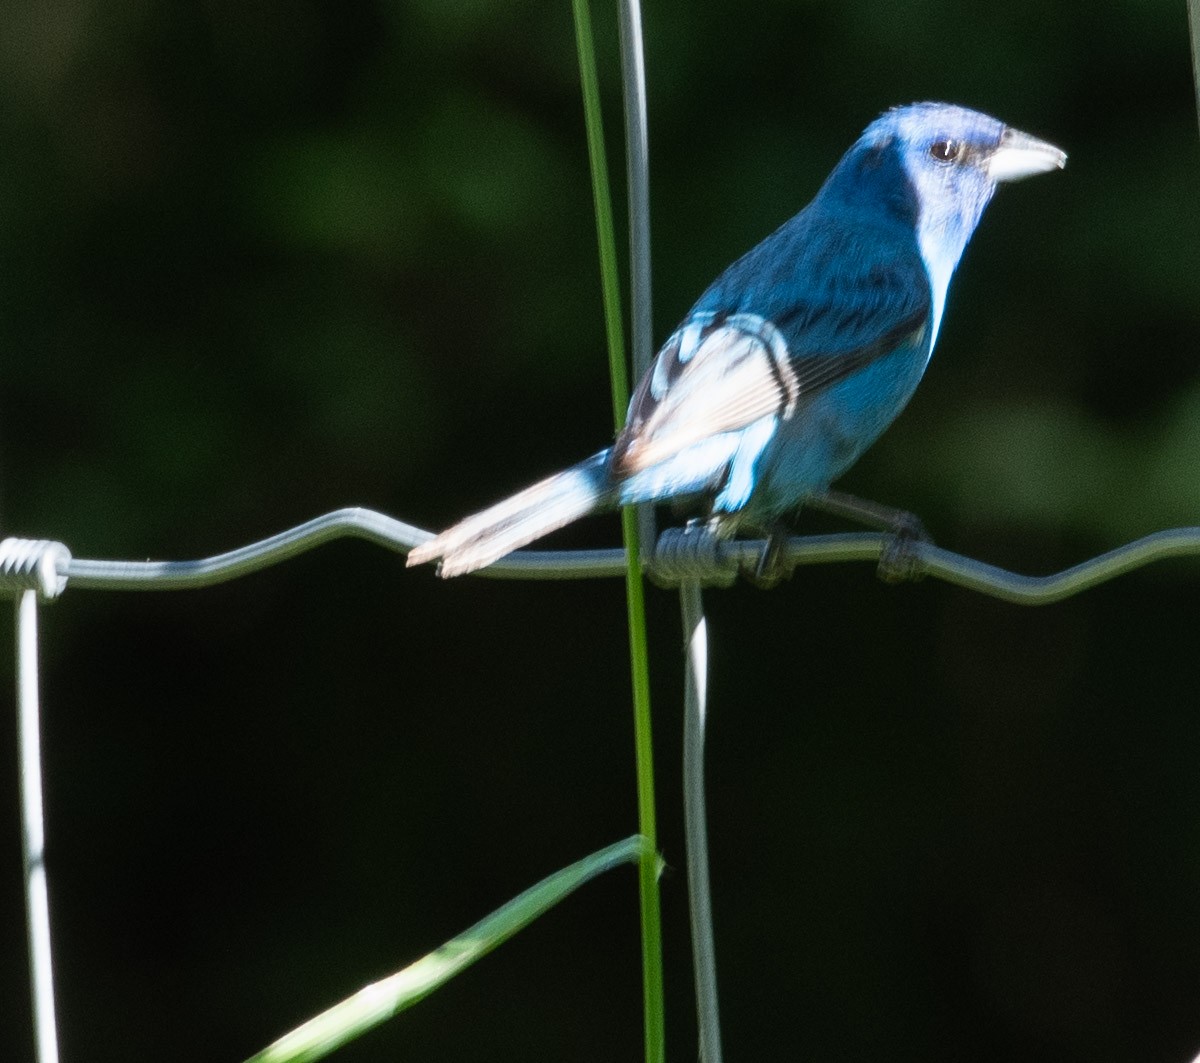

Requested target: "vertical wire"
[
  {"left": 1188, "top": 0, "right": 1200, "bottom": 141},
  {"left": 615, "top": 9, "right": 667, "bottom": 1061},
  {"left": 574, "top": 4, "right": 664, "bottom": 1059},
  {"left": 616, "top": 0, "right": 657, "bottom": 560},
  {"left": 617, "top": 4, "right": 724, "bottom": 1055},
  {"left": 680, "top": 581, "right": 723, "bottom": 1063},
  {"left": 17, "top": 589, "right": 60, "bottom": 1063}
]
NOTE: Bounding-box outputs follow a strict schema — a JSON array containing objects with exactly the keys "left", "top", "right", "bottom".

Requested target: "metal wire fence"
[
  {"left": 9, "top": 512, "right": 1200, "bottom": 600},
  {"left": 7, "top": 516, "right": 1200, "bottom": 1063}
]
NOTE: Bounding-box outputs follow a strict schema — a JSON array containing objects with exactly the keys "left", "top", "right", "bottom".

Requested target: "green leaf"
[{"left": 243, "top": 835, "right": 652, "bottom": 1063}]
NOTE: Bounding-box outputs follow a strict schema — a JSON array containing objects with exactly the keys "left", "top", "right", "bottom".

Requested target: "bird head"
[
  {"left": 830, "top": 102, "right": 1066, "bottom": 343},
  {"left": 868, "top": 101, "right": 1064, "bottom": 237}
]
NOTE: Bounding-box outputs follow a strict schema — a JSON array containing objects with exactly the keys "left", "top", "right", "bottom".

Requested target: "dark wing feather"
[{"left": 613, "top": 214, "right": 931, "bottom": 477}]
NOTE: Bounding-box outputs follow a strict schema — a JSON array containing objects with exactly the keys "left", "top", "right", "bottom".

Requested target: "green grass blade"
[
  {"left": 620, "top": 501, "right": 663, "bottom": 1063},
  {"left": 242, "top": 836, "right": 651, "bottom": 1063},
  {"left": 570, "top": 3, "right": 665, "bottom": 1063},
  {"left": 572, "top": 0, "right": 629, "bottom": 425}
]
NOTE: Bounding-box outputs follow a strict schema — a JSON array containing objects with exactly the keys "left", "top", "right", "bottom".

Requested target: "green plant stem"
[
  {"left": 621, "top": 507, "right": 663, "bottom": 1063},
  {"left": 571, "top": 3, "right": 664, "bottom": 1063},
  {"left": 573, "top": 6, "right": 630, "bottom": 426}
]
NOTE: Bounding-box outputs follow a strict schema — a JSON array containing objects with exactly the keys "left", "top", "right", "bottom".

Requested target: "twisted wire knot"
[
  {"left": 649, "top": 524, "right": 739, "bottom": 588},
  {"left": 0, "top": 539, "right": 72, "bottom": 601}
]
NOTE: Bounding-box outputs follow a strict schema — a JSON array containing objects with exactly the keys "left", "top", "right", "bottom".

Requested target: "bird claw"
[{"left": 746, "top": 527, "right": 792, "bottom": 589}]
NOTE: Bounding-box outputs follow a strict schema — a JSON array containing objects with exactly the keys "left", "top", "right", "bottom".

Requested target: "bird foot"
[
  {"left": 805, "top": 489, "right": 930, "bottom": 585},
  {"left": 745, "top": 526, "right": 792, "bottom": 589}
]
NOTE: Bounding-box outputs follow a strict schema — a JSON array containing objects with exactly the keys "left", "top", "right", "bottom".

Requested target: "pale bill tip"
[{"left": 987, "top": 129, "right": 1067, "bottom": 183}]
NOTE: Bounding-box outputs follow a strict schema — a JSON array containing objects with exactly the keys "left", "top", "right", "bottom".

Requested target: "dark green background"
[{"left": 2, "top": 1, "right": 1199, "bottom": 1061}]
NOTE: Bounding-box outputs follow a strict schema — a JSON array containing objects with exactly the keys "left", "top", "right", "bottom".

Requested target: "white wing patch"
[{"left": 615, "top": 312, "right": 798, "bottom": 476}]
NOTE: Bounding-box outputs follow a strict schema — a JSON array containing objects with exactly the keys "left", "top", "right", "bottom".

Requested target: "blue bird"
[{"left": 408, "top": 102, "right": 1065, "bottom": 578}]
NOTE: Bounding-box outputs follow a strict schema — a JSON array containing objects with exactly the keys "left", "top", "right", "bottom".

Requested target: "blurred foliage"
[{"left": 0, "top": 2, "right": 1198, "bottom": 1063}]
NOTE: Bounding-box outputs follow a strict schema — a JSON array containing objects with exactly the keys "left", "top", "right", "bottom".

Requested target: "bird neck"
[
  {"left": 913, "top": 189, "right": 990, "bottom": 348},
  {"left": 916, "top": 224, "right": 959, "bottom": 349}
]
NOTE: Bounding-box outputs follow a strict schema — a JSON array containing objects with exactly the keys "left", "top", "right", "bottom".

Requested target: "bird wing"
[{"left": 611, "top": 257, "right": 930, "bottom": 477}]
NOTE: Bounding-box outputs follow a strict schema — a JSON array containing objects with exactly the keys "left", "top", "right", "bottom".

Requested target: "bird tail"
[{"left": 406, "top": 450, "right": 613, "bottom": 577}]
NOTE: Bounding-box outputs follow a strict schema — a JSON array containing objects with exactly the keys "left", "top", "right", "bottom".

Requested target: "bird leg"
[
  {"left": 806, "top": 489, "right": 930, "bottom": 584},
  {"left": 746, "top": 523, "right": 794, "bottom": 589},
  {"left": 807, "top": 488, "right": 931, "bottom": 538}
]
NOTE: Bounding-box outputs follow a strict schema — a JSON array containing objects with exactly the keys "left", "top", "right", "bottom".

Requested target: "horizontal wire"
[
  {"left": 0, "top": 508, "right": 1193, "bottom": 604},
  {"left": 64, "top": 508, "right": 428, "bottom": 590}
]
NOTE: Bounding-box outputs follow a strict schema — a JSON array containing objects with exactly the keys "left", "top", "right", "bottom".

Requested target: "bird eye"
[{"left": 929, "top": 139, "right": 960, "bottom": 163}]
